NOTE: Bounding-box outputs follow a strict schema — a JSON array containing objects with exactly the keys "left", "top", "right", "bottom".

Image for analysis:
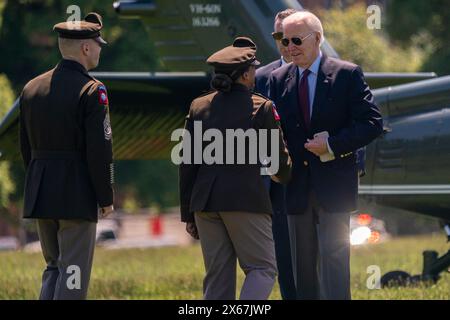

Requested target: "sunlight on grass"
[{"left": 0, "top": 235, "right": 448, "bottom": 300}]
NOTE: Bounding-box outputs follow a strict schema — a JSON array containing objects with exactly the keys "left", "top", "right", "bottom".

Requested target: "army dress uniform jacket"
[
  {"left": 179, "top": 83, "right": 292, "bottom": 223},
  {"left": 19, "top": 59, "right": 114, "bottom": 222}
]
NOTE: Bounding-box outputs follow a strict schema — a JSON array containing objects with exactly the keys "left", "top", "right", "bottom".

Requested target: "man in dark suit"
[
  {"left": 256, "top": 9, "right": 296, "bottom": 95},
  {"left": 268, "top": 11, "right": 383, "bottom": 300},
  {"left": 254, "top": 8, "right": 297, "bottom": 300},
  {"left": 19, "top": 13, "right": 114, "bottom": 299}
]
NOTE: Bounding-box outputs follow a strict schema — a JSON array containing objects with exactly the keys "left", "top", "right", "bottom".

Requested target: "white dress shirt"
[{"left": 297, "top": 51, "right": 335, "bottom": 157}]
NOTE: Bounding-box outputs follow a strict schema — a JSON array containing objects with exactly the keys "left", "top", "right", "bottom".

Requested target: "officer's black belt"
[{"left": 32, "top": 150, "right": 85, "bottom": 160}]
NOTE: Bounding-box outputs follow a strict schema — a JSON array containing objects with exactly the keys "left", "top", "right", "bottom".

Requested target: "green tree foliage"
[
  {"left": 0, "top": 74, "right": 15, "bottom": 208},
  {"left": 0, "top": 0, "right": 5, "bottom": 30},
  {"left": 0, "top": 74, "right": 13, "bottom": 115},
  {"left": 385, "top": 0, "right": 450, "bottom": 75},
  {"left": 319, "top": 4, "right": 424, "bottom": 72},
  {"left": 0, "top": 0, "right": 158, "bottom": 89}
]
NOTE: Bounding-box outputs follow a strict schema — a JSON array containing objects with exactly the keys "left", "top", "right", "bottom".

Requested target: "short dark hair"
[{"left": 275, "top": 8, "right": 298, "bottom": 22}]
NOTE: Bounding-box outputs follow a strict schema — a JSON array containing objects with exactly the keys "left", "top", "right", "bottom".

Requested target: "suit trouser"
[
  {"left": 287, "top": 191, "right": 351, "bottom": 300},
  {"left": 36, "top": 219, "right": 97, "bottom": 300},
  {"left": 267, "top": 179, "right": 296, "bottom": 300},
  {"left": 195, "top": 211, "right": 277, "bottom": 300}
]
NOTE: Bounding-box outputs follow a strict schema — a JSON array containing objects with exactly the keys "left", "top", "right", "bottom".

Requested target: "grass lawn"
[{"left": 0, "top": 234, "right": 448, "bottom": 300}]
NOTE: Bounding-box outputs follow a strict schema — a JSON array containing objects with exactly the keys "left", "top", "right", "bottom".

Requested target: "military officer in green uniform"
[
  {"left": 19, "top": 12, "right": 114, "bottom": 300},
  {"left": 179, "top": 37, "right": 292, "bottom": 300}
]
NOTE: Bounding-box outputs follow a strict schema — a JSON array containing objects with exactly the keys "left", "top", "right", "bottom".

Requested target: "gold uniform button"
[{"left": 303, "top": 161, "right": 308, "bottom": 166}]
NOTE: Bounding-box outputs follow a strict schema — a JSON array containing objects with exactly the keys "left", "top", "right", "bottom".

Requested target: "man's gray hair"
[{"left": 282, "top": 11, "right": 324, "bottom": 45}]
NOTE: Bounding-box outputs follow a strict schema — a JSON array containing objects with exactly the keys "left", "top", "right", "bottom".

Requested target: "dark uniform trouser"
[
  {"left": 287, "top": 191, "right": 351, "bottom": 300},
  {"left": 195, "top": 211, "right": 277, "bottom": 300},
  {"left": 36, "top": 219, "right": 97, "bottom": 300}
]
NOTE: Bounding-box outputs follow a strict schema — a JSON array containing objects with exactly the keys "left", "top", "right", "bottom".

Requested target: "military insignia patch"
[
  {"left": 98, "top": 85, "right": 109, "bottom": 105},
  {"left": 272, "top": 104, "right": 281, "bottom": 121},
  {"left": 104, "top": 112, "right": 112, "bottom": 141}
]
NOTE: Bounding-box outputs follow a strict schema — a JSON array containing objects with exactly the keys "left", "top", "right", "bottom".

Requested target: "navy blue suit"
[
  {"left": 255, "top": 60, "right": 282, "bottom": 99},
  {"left": 255, "top": 59, "right": 296, "bottom": 300},
  {"left": 269, "top": 56, "right": 383, "bottom": 215},
  {"left": 268, "top": 56, "right": 383, "bottom": 299}
]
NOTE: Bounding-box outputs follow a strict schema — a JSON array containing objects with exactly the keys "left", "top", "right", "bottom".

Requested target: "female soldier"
[{"left": 179, "top": 37, "right": 291, "bottom": 300}]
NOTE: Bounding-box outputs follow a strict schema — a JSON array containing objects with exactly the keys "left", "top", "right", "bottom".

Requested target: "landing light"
[{"left": 350, "top": 226, "right": 372, "bottom": 245}]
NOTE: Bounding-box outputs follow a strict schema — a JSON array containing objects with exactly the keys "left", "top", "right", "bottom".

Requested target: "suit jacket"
[
  {"left": 255, "top": 59, "right": 287, "bottom": 215},
  {"left": 258, "top": 59, "right": 368, "bottom": 177},
  {"left": 268, "top": 56, "right": 383, "bottom": 214},
  {"left": 255, "top": 59, "right": 282, "bottom": 97},
  {"left": 19, "top": 59, "right": 114, "bottom": 222},
  {"left": 179, "top": 83, "right": 292, "bottom": 222}
]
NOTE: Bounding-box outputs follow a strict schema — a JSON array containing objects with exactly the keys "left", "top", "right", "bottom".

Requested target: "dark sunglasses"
[
  {"left": 271, "top": 31, "right": 283, "bottom": 41},
  {"left": 281, "top": 32, "right": 314, "bottom": 47}
]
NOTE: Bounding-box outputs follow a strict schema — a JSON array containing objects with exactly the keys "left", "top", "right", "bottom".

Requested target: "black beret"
[
  {"left": 53, "top": 12, "right": 107, "bottom": 44},
  {"left": 207, "top": 36, "right": 260, "bottom": 71}
]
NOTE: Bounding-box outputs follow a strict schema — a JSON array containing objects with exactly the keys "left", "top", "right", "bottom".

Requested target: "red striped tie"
[{"left": 298, "top": 69, "right": 311, "bottom": 130}]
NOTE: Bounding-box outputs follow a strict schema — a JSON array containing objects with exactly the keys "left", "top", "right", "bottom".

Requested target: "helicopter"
[{"left": 0, "top": 0, "right": 448, "bottom": 287}]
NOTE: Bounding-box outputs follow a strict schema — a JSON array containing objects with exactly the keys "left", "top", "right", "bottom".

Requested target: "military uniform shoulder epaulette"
[
  {"left": 91, "top": 79, "right": 106, "bottom": 88},
  {"left": 84, "top": 79, "right": 100, "bottom": 94},
  {"left": 252, "top": 92, "right": 280, "bottom": 123},
  {"left": 251, "top": 92, "right": 272, "bottom": 108},
  {"left": 251, "top": 91, "right": 270, "bottom": 101},
  {"left": 192, "top": 90, "right": 218, "bottom": 105},
  {"left": 197, "top": 89, "right": 217, "bottom": 98},
  {"left": 82, "top": 79, "right": 109, "bottom": 106}
]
